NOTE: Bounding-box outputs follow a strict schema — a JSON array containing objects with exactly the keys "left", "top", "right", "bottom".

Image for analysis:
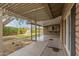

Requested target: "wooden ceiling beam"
[
  {"left": 23, "top": 7, "right": 50, "bottom": 15},
  {"left": 48, "top": 4, "right": 54, "bottom": 18},
  {"left": 4, "top": 4, "right": 15, "bottom": 9},
  {"left": 16, "top": 4, "right": 42, "bottom": 14},
  {"left": 4, "top": 9, "right": 33, "bottom": 21},
  {"left": 12, "top": 4, "right": 30, "bottom": 11},
  {"left": 1, "top": 3, "right": 9, "bottom": 9},
  {"left": 9, "top": 4, "right": 25, "bottom": 11},
  {"left": 0, "top": 4, "right": 5, "bottom": 7},
  {"left": 9, "top": 4, "right": 31, "bottom": 13},
  {"left": 43, "top": 4, "right": 53, "bottom": 18},
  {"left": 22, "top": 7, "right": 45, "bottom": 15},
  {"left": 7, "top": 4, "right": 19, "bottom": 10}
]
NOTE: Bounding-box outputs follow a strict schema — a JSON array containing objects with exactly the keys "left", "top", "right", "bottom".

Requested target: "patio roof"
[{"left": 0, "top": 3, "right": 64, "bottom": 22}]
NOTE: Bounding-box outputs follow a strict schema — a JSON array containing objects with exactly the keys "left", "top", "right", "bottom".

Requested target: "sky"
[{"left": 5, "top": 19, "right": 31, "bottom": 28}]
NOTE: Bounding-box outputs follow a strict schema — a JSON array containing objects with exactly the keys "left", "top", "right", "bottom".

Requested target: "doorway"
[{"left": 64, "top": 4, "right": 76, "bottom": 56}]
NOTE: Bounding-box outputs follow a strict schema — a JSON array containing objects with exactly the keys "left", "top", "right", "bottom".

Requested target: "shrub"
[{"left": 3, "top": 26, "right": 18, "bottom": 36}]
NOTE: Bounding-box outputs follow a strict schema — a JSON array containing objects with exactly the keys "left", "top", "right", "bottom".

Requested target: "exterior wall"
[
  {"left": 43, "top": 25, "right": 60, "bottom": 35},
  {"left": 75, "top": 4, "right": 79, "bottom": 56},
  {"left": 62, "top": 4, "right": 79, "bottom": 56},
  {"left": 60, "top": 4, "right": 74, "bottom": 55},
  {"left": 43, "top": 26, "right": 53, "bottom": 35},
  {"left": 60, "top": 3, "right": 74, "bottom": 42}
]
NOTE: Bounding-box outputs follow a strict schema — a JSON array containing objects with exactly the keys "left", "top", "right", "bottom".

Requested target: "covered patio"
[{"left": 0, "top": 3, "right": 69, "bottom": 56}]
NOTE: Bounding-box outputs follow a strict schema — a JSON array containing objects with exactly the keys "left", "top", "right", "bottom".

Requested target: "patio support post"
[
  {"left": 39, "top": 26, "right": 40, "bottom": 40},
  {"left": 31, "top": 23, "right": 32, "bottom": 40},
  {"left": 35, "top": 20, "right": 37, "bottom": 41},
  {"left": 0, "top": 9, "right": 6, "bottom": 55}
]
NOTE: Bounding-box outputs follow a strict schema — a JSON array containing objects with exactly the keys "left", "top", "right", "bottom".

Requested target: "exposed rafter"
[{"left": 22, "top": 7, "right": 45, "bottom": 14}]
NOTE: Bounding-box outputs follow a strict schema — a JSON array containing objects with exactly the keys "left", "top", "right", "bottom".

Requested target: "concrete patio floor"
[
  {"left": 8, "top": 35, "right": 66, "bottom": 56},
  {"left": 41, "top": 35, "right": 66, "bottom": 56}
]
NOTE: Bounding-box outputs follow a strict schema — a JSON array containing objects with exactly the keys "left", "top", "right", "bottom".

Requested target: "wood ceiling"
[
  {"left": 48, "top": 3, "right": 64, "bottom": 18},
  {"left": 0, "top": 3, "right": 64, "bottom": 22}
]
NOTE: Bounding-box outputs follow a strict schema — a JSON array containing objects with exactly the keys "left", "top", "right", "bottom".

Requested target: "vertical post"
[
  {"left": 0, "top": 16, "right": 4, "bottom": 49},
  {"left": 31, "top": 23, "right": 32, "bottom": 40},
  {"left": 39, "top": 26, "right": 40, "bottom": 40},
  {"left": 35, "top": 20, "right": 37, "bottom": 41},
  {"left": 17, "top": 18, "right": 20, "bottom": 35},
  {"left": 0, "top": 9, "right": 5, "bottom": 55}
]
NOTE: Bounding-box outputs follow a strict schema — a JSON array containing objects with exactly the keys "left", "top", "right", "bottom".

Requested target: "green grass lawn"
[
  {"left": 16, "top": 33, "right": 37, "bottom": 39},
  {"left": 17, "top": 34, "right": 31, "bottom": 38}
]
